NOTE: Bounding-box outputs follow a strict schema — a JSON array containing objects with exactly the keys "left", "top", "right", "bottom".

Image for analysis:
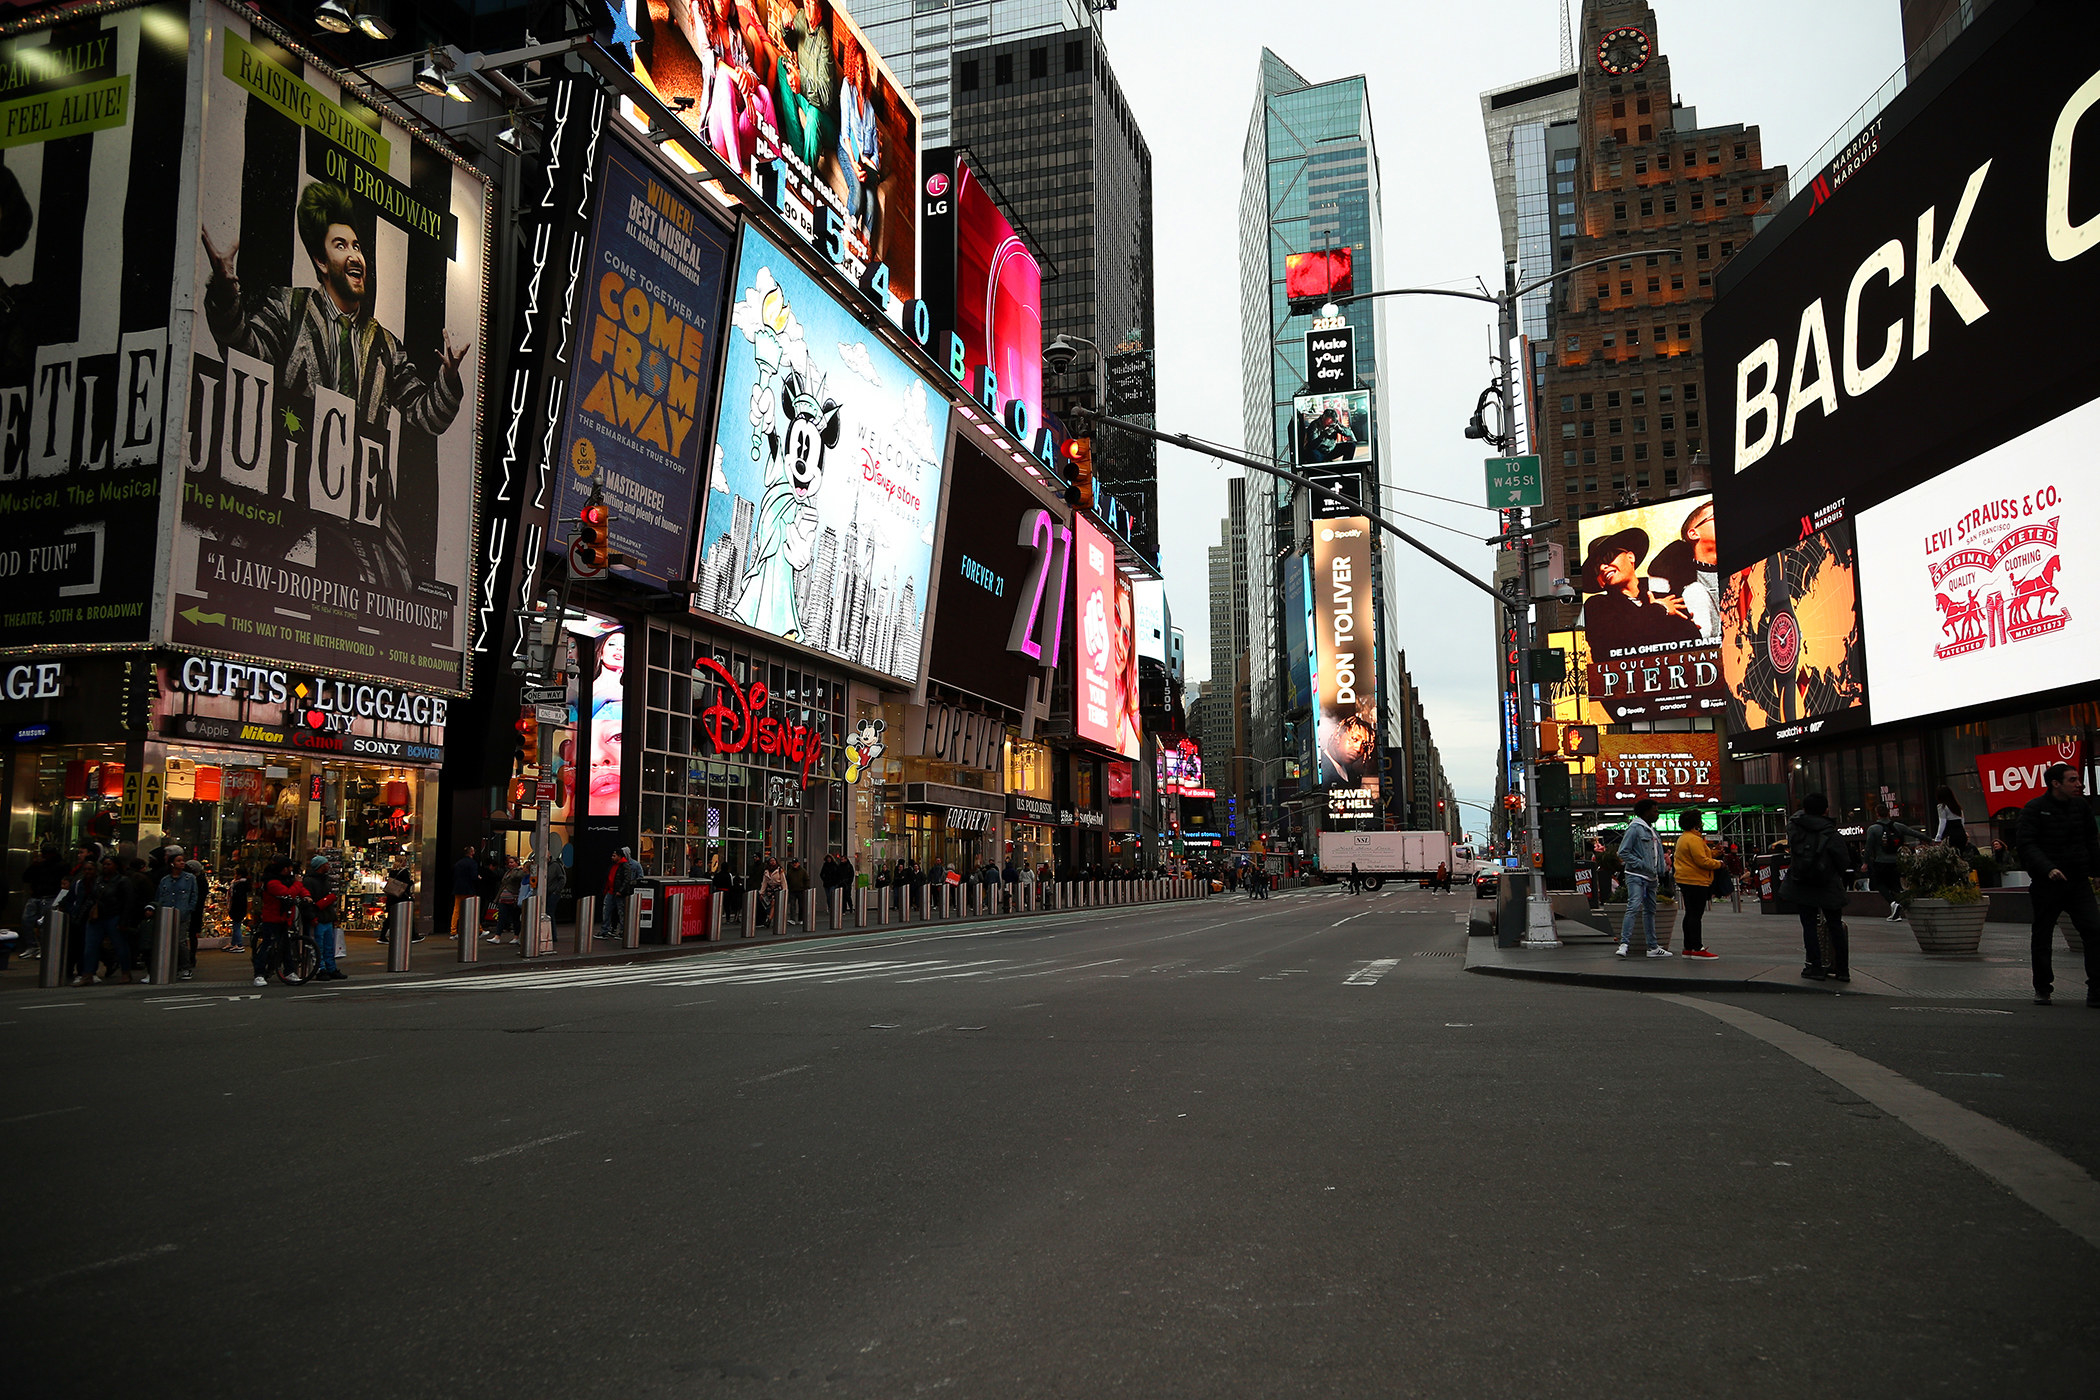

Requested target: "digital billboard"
[
  {"left": 923, "top": 430, "right": 1069, "bottom": 711},
  {"left": 1293, "top": 390, "right": 1371, "bottom": 466},
  {"left": 920, "top": 147, "right": 1041, "bottom": 434},
  {"left": 553, "top": 137, "right": 734, "bottom": 588},
  {"left": 1283, "top": 556, "right": 1311, "bottom": 714},
  {"left": 1855, "top": 395, "right": 2098, "bottom": 725},
  {"left": 1597, "top": 732, "right": 1721, "bottom": 806},
  {"left": 1577, "top": 495, "right": 1724, "bottom": 723},
  {"left": 1706, "top": 4, "right": 2100, "bottom": 576},
  {"left": 1310, "top": 517, "right": 1378, "bottom": 793},
  {"left": 0, "top": 4, "right": 188, "bottom": 652},
  {"left": 178, "top": 3, "right": 488, "bottom": 690},
  {"left": 1305, "top": 325, "right": 1354, "bottom": 393},
  {"left": 621, "top": 0, "right": 919, "bottom": 314},
  {"left": 1072, "top": 516, "right": 1135, "bottom": 755},
  {"left": 694, "top": 224, "right": 944, "bottom": 684},
  {"left": 1132, "top": 579, "right": 1166, "bottom": 664},
  {"left": 1284, "top": 247, "right": 1352, "bottom": 311},
  {"left": 1720, "top": 514, "right": 1869, "bottom": 749},
  {"left": 587, "top": 624, "right": 626, "bottom": 818}
]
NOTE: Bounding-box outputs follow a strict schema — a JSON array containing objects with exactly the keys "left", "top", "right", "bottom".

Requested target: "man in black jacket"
[{"left": 2016, "top": 763, "right": 2100, "bottom": 1006}]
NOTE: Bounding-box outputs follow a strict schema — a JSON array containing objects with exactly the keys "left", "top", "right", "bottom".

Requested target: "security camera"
[{"left": 1044, "top": 336, "right": 1080, "bottom": 376}]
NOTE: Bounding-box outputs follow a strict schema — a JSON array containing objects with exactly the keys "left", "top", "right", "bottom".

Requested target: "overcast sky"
[{"left": 1093, "top": 0, "right": 1907, "bottom": 834}]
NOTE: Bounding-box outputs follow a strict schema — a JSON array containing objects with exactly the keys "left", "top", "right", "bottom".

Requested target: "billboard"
[
  {"left": 1072, "top": 515, "right": 1136, "bottom": 756},
  {"left": 1310, "top": 517, "right": 1378, "bottom": 791},
  {"left": 922, "top": 431, "right": 1069, "bottom": 711},
  {"left": 1305, "top": 325, "right": 1354, "bottom": 393},
  {"left": 920, "top": 148, "right": 1041, "bottom": 433},
  {"left": 588, "top": 625, "right": 626, "bottom": 817},
  {"left": 1979, "top": 739, "right": 2085, "bottom": 819},
  {"left": 1132, "top": 578, "right": 1166, "bottom": 664},
  {"left": 1294, "top": 389, "right": 1371, "bottom": 466},
  {"left": 622, "top": 0, "right": 919, "bottom": 312},
  {"left": 693, "top": 223, "right": 944, "bottom": 684},
  {"left": 0, "top": 4, "right": 189, "bottom": 650},
  {"left": 179, "top": 5, "right": 488, "bottom": 690},
  {"left": 1577, "top": 495, "right": 1724, "bottom": 723},
  {"left": 1544, "top": 629, "right": 1592, "bottom": 726},
  {"left": 1720, "top": 514, "right": 1868, "bottom": 749},
  {"left": 1283, "top": 555, "right": 1311, "bottom": 714},
  {"left": 1284, "top": 247, "right": 1352, "bottom": 310},
  {"left": 554, "top": 137, "right": 734, "bottom": 588},
  {"left": 1597, "top": 732, "right": 1721, "bottom": 806},
  {"left": 1706, "top": 3, "right": 2100, "bottom": 576},
  {"left": 1855, "top": 395, "right": 2098, "bottom": 726}
]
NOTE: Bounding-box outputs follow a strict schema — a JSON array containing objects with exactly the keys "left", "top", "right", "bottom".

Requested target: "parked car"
[{"left": 1474, "top": 868, "right": 1501, "bottom": 899}]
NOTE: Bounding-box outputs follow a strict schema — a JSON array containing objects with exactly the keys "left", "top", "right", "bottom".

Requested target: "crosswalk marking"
[{"left": 1344, "top": 959, "right": 1401, "bottom": 986}]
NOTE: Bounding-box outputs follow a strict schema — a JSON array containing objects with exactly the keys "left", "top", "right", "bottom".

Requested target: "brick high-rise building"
[{"left": 1537, "top": 1, "right": 1788, "bottom": 627}]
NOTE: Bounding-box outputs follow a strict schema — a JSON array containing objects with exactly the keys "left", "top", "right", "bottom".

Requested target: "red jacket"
[
  {"left": 258, "top": 877, "right": 307, "bottom": 924},
  {"left": 604, "top": 857, "right": 626, "bottom": 896}
]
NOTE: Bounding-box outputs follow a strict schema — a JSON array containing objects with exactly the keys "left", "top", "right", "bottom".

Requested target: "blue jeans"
[
  {"left": 1620, "top": 874, "right": 1658, "bottom": 949},
  {"left": 82, "top": 916, "right": 128, "bottom": 976},
  {"left": 314, "top": 921, "right": 337, "bottom": 973}
]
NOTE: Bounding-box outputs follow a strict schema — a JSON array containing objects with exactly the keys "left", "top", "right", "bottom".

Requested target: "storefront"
[
  {"left": 2, "top": 653, "right": 448, "bottom": 937},
  {"left": 1006, "top": 793, "right": 1057, "bottom": 875},
  {"left": 631, "top": 619, "right": 850, "bottom": 883}
]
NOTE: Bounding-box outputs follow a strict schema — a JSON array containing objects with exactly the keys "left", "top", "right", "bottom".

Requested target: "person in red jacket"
[
  {"left": 307, "top": 853, "right": 345, "bottom": 981},
  {"left": 254, "top": 858, "right": 309, "bottom": 986}
]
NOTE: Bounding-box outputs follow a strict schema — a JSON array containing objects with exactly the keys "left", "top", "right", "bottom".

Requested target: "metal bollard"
[
  {"left": 573, "top": 896, "right": 596, "bottom": 956},
  {"left": 622, "top": 894, "right": 642, "bottom": 949},
  {"left": 743, "top": 890, "right": 759, "bottom": 937},
  {"left": 39, "top": 909, "right": 67, "bottom": 988},
  {"left": 877, "top": 886, "right": 891, "bottom": 925},
  {"left": 518, "top": 897, "right": 538, "bottom": 959},
  {"left": 664, "top": 892, "right": 684, "bottom": 946},
  {"left": 855, "top": 886, "right": 869, "bottom": 929},
  {"left": 773, "top": 891, "right": 788, "bottom": 938},
  {"left": 387, "top": 902, "right": 413, "bottom": 971},
  {"left": 457, "top": 896, "right": 481, "bottom": 963},
  {"left": 900, "top": 885, "right": 915, "bottom": 924},
  {"left": 828, "top": 886, "right": 843, "bottom": 932},
  {"left": 151, "top": 906, "right": 180, "bottom": 985},
  {"left": 709, "top": 891, "right": 725, "bottom": 941}
]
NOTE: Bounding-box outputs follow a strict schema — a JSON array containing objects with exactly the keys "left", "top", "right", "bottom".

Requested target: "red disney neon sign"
[{"left": 694, "top": 657, "right": 827, "bottom": 788}]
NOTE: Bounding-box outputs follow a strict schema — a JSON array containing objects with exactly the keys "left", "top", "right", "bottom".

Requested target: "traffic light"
[
  {"left": 1061, "top": 436, "right": 1094, "bottom": 510},
  {"left": 515, "top": 712, "right": 538, "bottom": 766},
  {"left": 579, "top": 500, "right": 610, "bottom": 572},
  {"left": 1535, "top": 720, "right": 1560, "bottom": 755},
  {"left": 1560, "top": 724, "right": 1600, "bottom": 758}
]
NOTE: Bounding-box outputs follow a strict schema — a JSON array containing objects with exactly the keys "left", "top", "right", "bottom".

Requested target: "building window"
[
  {"left": 1735, "top": 142, "right": 1749, "bottom": 160},
  {"left": 1714, "top": 191, "right": 1728, "bottom": 206},
  {"left": 1720, "top": 242, "right": 1733, "bottom": 258},
  {"left": 1688, "top": 437, "right": 1702, "bottom": 453},
  {"left": 1601, "top": 334, "right": 1616, "bottom": 348},
  {"left": 1608, "top": 417, "right": 1622, "bottom": 435},
  {"left": 1583, "top": 477, "right": 1598, "bottom": 492},
  {"left": 1698, "top": 272, "right": 1712, "bottom": 288},
  {"left": 1678, "top": 323, "right": 1692, "bottom": 341},
  {"left": 1638, "top": 124, "right": 1653, "bottom": 141},
  {"left": 1696, "top": 243, "right": 1711, "bottom": 260},
  {"left": 1560, "top": 395, "right": 1575, "bottom": 412},
  {"left": 1762, "top": 183, "right": 1775, "bottom": 200},
  {"left": 995, "top": 54, "right": 1012, "bottom": 84},
  {"left": 1707, "top": 149, "right": 1721, "bottom": 165},
  {"left": 1664, "top": 468, "right": 1680, "bottom": 488},
  {"left": 1658, "top": 152, "right": 1671, "bottom": 170},
  {"left": 1029, "top": 47, "right": 1047, "bottom": 79},
  {"left": 1626, "top": 328, "right": 1640, "bottom": 344},
  {"left": 1634, "top": 158, "right": 1648, "bottom": 175},
  {"left": 1636, "top": 471, "right": 1650, "bottom": 488},
  {"left": 1646, "top": 276, "right": 1660, "bottom": 293},
  {"left": 1579, "top": 393, "right": 1593, "bottom": 410},
  {"left": 1686, "top": 409, "right": 1700, "bottom": 428},
  {"left": 1633, "top": 416, "right": 1647, "bottom": 433},
  {"left": 1619, "top": 280, "right": 1632, "bottom": 297},
  {"left": 1596, "top": 282, "right": 1610, "bottom": 300},
  {"left": 1662, "top": 440, "right": 1677, "bottom": 458},
  {"left": 1065, "top": 40, "right": 1081, "bottom": 72},
  {"left": 1583, "top": 449, "right": 1596, "bottom": 466},
  {"left": 1662, "top": 197, "right": 1676, "bottom": 214},
  {"left": 1637, "top": 97, "right": 1652, "bottom": 114},
  {"left": 1684, "top": 383, "right": 1698, "bottom": 402},
  {"left": 1610, "top": 446, "right": 1625, "bottom": 463},
  {"left": 1562, "top": 422, "right": 1578, "bottom": 439},
  {"left": 1660, "top": 413, "right": 1675, "bottom": 431},
  {"left": 1580, "top": 419, "right": 1595, "bottom": 437},
  {"left": 1614, "top": 127, "right": 1628, "bottom": 145},
  {"left": 1565, "top": 476, "right": 1580, "bottom": 493},
  {"left": 1633, "top": 443, "right": 1648, "bottom": 461},
  {"left": 1659, "top": 386, "right": 1674, "bottom": 403},
  {"left": 1640, "top": 198, "right": 1654, "bottom": 217},
  {"left": 1691, "top": 193, "right": 1704, "bottom": 210},
  {"left": 1614, "top": 202, "right": 1627, "bottom": 221},
  {"left": 1671, "top": 274, "right": 1684, "bottom": 290},
  {"left": 959, "top": 60, "right": 978, "bottom": 91},
  {"left": 1567, "top": 336, "right": 1580, "bottom": 351},
  {"left": 1631, "top": 389, "right": 1645, "bottom": 406},
  {"left": 1606, "top": 391, "right": 1621, "bottom": 408},
  {"left": 1611, "top": 475, "right": 1626, "bottom": 494},
  {"left": 1563, "top": 450, "right": 1579, "bottom": 468},
  {"left": 1611, "top": 99, "right": 1626, "bottom": 118}
]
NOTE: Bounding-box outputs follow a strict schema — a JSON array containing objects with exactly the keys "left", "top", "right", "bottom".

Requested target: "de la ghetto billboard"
[{"left": 553, "top": 137, "right": 733, "bottom": 589}]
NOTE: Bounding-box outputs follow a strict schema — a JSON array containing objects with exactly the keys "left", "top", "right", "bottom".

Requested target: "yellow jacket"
[{"left": 1673, "top": 830, "right": 1723, "bottom": 887}]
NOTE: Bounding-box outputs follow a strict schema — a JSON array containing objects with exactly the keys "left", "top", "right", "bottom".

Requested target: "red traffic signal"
[
  {"left": 1061, "top": 436, "right": 1094, "bottom": 510},
  {"left": 578, "top": 502, "right": 610, "bottom": 573},
  {"left": 515, "top": 713, "right": 538, "bottom": 766}
]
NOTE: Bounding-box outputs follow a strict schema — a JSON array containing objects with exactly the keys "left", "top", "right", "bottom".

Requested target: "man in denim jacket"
[{"left": 1616, "top": 798, "right": 1672, "bottom": 958}]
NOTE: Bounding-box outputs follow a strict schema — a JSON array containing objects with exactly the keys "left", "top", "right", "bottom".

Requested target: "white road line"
[
  {"left": 1331, "top": 913, "right": 1370, "bottom": 928},
  {"left": 5, "top": 1243, "right": 178, "bottom": 1299},
  {"left": 992, "top": 958, "right": 1126, "bottom": 980},
  {"left": 1659, "top": 994, "right": 2100, "bottom": 1252},
  {"left": 740, "top": 1065, "right": 810, "bottom": 1086},
  {"left": 0, "top": 1105, "right": 84, "bottom": 1126},
  {"left": 1344, "top": 959, "right": 1400, "bottom": 986},
  {"left": 467, "top": 1130, "right": 584, "bottom": 1165}
]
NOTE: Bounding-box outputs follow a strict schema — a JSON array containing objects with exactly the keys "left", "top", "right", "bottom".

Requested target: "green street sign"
[{"left": 1485, "top": 455, "right": 1544, "bottom": 508}]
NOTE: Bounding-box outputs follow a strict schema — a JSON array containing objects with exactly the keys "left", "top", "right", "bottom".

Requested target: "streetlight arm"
[{"left": 1323, "top": 249, "right": 1679, "bottom": 312}]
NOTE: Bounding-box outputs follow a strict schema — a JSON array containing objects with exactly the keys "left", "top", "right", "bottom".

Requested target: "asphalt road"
[{"left": 5, "top": 885, "right": 2097, "bottom": 1398}]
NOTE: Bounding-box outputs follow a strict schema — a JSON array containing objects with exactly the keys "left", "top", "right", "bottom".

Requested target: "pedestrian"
[
  {"left": 254, "top": 858, "right": 309, "bottom": 986},
  {"left": 1672, "top": 810, "right": 1724, "bottom": 959},
  {"left": 156, "top": 850, "right": 204, "bottom": 982},
  {"left": 451, "top": 844, "right": 480, "bottom": 942},
  {"left": 1722, "top": 842, "right": 1746, "bottom": 914},
  {"left": 1346, "top": 862, "right": 1359, "bottom": 895},
  {"left": 16, "top": 846, "right": 61, "bottom": 965},
  {"left": 787, "top": 858, "right": 810, "bottom": 926},
  {"left": 1615, "top": 799, "right": 1671, "bottom": 958},
  {"left": 497, "top": 855, "right": 524, "bottom": 944},
  {"left": 1863, "top": 803, "right": 1927, "bottom": 921},
  {"left": 306, "top": 854, "right": 345, "bottom": 980},
  {"left": 227, "top": 870, "right": 251, "bottom": 950},
  {"left": 602, "top": 847, "right": 640, "bottom": 940},
  {"left": 2015, "top": 762, "right": 2100, "bottom": 1007},
  {"left": 1434, "top": 861, "right": 1449, "bottom": 895},
  {"left": 760, "top": 858, "right": 786, "bottom": 926},
  {"left": 379, "top": 861, "right": 415, "bottom": 940},
  {"left": 1934, "top": 785, "right": 1969, "bottom": 852},
  {"left": 73, "top": 856, "right": 128, "bottom": 985},
  {"left": 1783, "top": 793, "right": 1852, "bottom": 982}
]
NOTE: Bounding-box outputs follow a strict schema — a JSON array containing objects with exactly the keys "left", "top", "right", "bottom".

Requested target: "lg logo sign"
[{"left": 4, "top": 663, "right": 62, "bottom": 700}]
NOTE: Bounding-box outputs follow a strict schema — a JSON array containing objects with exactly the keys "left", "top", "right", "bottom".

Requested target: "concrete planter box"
[
  {"left": 1908, "top": 898, "right": 1987, "bottom": 956},
  {"left": 1602, "top": 903, "right": 1677, "bottom": 949}
]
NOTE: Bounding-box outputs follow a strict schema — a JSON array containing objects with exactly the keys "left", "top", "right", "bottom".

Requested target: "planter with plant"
[{"left": 1900, "top": 844, "right": 1986, "bottom": 955}]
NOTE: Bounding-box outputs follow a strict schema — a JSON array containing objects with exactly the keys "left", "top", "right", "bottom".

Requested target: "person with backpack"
[
  {"left": 1672, "top": 809, "right": 1725, "bottom": 958},
  {"left": 1784, "top": 793, "right": 1853, "bottom": 982},
  {"left": 1863, "top": 803, "right": 1927, "bottom": 921},
  {"left": 1615, "top": 798, "right": 1671, "bottom": 958},
  {"left": 306, "top": 854, "right": 345, "bottom": 980},
  {"left": 254, "top": 858, "right": 309, "bottom": 986},
  {"left": 601, "top": 847, "right": 641, "bottom": 940}
]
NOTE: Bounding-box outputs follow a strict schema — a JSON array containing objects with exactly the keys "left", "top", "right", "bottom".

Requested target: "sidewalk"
[{"left": 1466, "top": 900, "right": 2059, "bottom": 1000}]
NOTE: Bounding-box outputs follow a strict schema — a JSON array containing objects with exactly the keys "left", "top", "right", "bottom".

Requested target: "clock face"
[{"left": 1596, "top": 25, "right": 1651, "bottom": 76}]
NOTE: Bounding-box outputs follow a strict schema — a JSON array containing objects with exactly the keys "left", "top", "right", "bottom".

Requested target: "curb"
[{"left": 1464, "top": 961, "right": 1854, "bottom": 997}]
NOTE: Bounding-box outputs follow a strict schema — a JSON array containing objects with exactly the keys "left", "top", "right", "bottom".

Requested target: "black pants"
[
  {"left": 1680, "top": 884, "right": 1711, "bottom": 951},
  {"left": 1798, "top": 907, "right": 1848, "bottom": 975},
  {"left": 2030, "top": 876, "right": 2100, "bottom": 997}
]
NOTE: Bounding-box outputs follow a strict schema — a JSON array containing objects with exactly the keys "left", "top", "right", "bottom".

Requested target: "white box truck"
[{"left": 1315, "top": 831, "right": 1455, "bottom": 888}]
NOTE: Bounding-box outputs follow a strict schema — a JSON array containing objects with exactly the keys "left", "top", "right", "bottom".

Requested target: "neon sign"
[{"left": 693, "top": 657, "right": 827, "bottom": 788}]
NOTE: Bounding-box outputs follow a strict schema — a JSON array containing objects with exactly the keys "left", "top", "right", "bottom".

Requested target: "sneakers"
[
  {"left": 1801, "top": 965, "right": 1828, "bottom": 981},
  {"left": 2035, "top": 992, "right": 2052, "bottom": 1005},
  {"left": 253, "top": 976, "right": 268, "bottom": 986},
  {"left": 1646, "top": 946, "right": 1673, "bottom": 958},
  {"left": 177, "top": 969, "right": 193, "bottom": 981},
  {"left": 1615, "top": 943, "right": 1630, "bottom": 958},
  {"left": 1681, "top": 948, "right": 1719, "bottom": 959}
]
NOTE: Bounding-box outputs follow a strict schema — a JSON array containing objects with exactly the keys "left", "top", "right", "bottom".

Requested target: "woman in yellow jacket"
[{"left": 1673, "top": 809, "right": 1725, "bottom": 958}]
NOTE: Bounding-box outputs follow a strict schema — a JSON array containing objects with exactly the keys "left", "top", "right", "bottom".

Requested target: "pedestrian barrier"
[
  {"left": 664, "top": 892, "right": 684, "bottom": 947},
  {"left": 518, "top": 896, "right": 538, "bottom": 959},
  {"left": 828, "top": 887, "right": 843, "bottom": 932},
  {"left": 573, "top": 896, "right": 596, "bottom": 956},
  {"left": 742, "top": 890, "right": 758, "bottom": 937},
  {"left": 710, "top": 891, "right": 726, "bottom": 940},
  {"left": 622, "top": 894, "right": 642, "bottom": 949},
  {"left": 854, "top": 886, "right": 868, "bottom": 929},
  {"left": 457, "top": 896, "right": 481, "bottom": 963},
  {"left": 387, "top": 903, "right": 413, "bottom": 971},
  {"left": 152, "top": 906, "right": 180, "bottom": 985},
  {"left": 772, "top": 891, "right": 787, "bottom": 938},
  {"left": 39, "top": 909, "right": 66, "bottom": 988}
]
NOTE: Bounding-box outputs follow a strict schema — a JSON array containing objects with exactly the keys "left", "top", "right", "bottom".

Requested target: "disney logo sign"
[{"left": 693, "top": 656, "right": 827, "bottom": 788}]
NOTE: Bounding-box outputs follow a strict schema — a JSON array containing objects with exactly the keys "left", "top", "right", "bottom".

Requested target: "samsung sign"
[{"left": 1708, "top": 3, "right": 2100, "bottom": 575}]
